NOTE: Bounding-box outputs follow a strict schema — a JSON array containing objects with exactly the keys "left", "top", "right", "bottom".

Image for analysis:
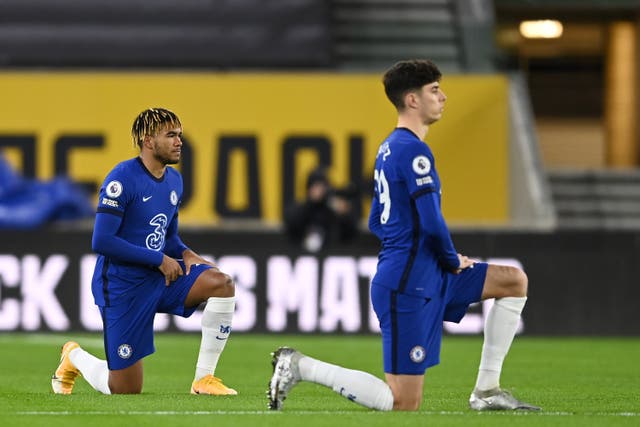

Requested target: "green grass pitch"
[{"left": 1, "top": 333, "right": 639, "bottom": 426}]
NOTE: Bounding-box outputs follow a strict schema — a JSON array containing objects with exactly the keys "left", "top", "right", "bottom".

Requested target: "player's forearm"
[
  {"left": 415, "top": 193, "right": 459, "bottom": 271},
  {"left": 164, "top": 233, "right": 189, "bottom": 259},
  {"left": 92, "top": 234, "right": 164, "bottom": 267},
  {"left": 428, "top": 232, "right": 460, "bottom": 271},
  {"left": 92, "top": 212, "right": 164, "bottom": 267},
  {"left": 368, "top": 198, "right": 384, "bottom": 240}
]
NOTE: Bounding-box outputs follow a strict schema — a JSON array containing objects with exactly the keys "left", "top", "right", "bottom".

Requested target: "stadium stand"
[
  {"left": 1, "top": 0, "right": 639, "bottom": 230},
  {"left": 549, "top": 170, "right": 640, "bottom": 229},
  {"left": 332, "top": 0, "right": 496, "bottom": 72},
  {"left": 494, "top": 0, "right": 640, "bottom": 229},
  {"left": 0, "top": 0, "right": 332, "bottom": 68}
]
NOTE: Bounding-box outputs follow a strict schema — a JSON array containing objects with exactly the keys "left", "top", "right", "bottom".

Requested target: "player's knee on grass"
[
  {"left": 387, "top": 379, "right": 422, "bottom": 411},
  {"left": 108, "top": 374, "right": 143, "bottom": 394},
  {"left": 109, "top": 383, "right": 142, "bottom": 394},
  {"left": 393, "top": 391, "right": 422, "bottom": 411}
]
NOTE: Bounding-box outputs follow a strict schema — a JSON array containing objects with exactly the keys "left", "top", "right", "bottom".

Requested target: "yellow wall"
[{"left": 0, "top": 72, "right": 508, "bottom": 225}]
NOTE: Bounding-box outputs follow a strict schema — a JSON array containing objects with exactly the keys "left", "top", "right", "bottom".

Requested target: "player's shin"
[
  {"left": 298, "top": 356, "right": 394, "bottom": 411},
  {"left": 69, "top": 347, "right": 111, "bottom": 394},
  {"left": 194, "top": 296, "right": 235, "bottom": 380},
  {"left": 475, "top": 296, "right": 527, "bottom": 391}
]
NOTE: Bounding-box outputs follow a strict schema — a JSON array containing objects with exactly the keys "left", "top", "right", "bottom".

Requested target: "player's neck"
[
  {"left": 396, "top": 117, "right": 429, "bottom": 140},
  {"left": 139, "top": 154, "right": 166, "bottom": 178}
]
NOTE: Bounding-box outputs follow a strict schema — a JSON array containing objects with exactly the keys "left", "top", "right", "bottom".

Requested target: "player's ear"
[
  {"left": 405, "top": 91, "right": 419, "bottom": 110},
  {"left": 142, "top": 135, "right": 153, "bottom": 148}
]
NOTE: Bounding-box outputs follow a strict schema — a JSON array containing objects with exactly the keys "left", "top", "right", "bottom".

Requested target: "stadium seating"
[
  {"left": 0, "top": 0, "right": 332, "bottom": 68},
  {"left": 549, "top": 170, "right": 640, "bottom": 229},
  {"left": 332, "top": 0, "right": 496, "bottom": 71}
]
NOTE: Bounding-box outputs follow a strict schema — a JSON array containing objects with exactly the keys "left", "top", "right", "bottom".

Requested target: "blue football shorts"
[
  {"left": 99, "top": 262, "right": 211, "bottom": 370},
  {"left": 371, "top": 262, "right": 488, "bottom": 375}
]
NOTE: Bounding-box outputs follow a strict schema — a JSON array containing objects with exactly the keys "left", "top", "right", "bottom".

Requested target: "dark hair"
[
  {"left": 382, "top": 59, "right": 442, "bottom": 110},
  {"left": 131, "top": 107, "right": 182, "bottom": 149},
  {"left": 306, "top": 167, "right": 329, "bottom": 189}
]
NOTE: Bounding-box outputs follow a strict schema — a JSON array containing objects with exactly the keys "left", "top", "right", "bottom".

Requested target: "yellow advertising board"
[{"left": 0, "top": 72, "right": 508, "bottom": 225}]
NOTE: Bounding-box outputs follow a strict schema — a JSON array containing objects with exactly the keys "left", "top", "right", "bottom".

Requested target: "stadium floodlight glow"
[{"left": 519, "top": 20, "right": 563, "bottom": 39}]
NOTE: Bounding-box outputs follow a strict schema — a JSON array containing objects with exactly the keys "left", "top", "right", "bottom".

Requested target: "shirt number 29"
[{"left": 374, "top": 169, "right": 391, "bottom": 224}]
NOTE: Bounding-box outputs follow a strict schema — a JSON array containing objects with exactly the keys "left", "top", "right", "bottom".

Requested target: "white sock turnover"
[
  {"left": 194, "top": 296, "right": 235, "bottom": 381},
  {"left": 298, "top": 355, "right": 393, "bottom": 411},
  {"left": 475, "top": 296, "right": 527, "bottom": 391},
  {"left": 69, "top": 347, "right": 111, "bottom": 395}
]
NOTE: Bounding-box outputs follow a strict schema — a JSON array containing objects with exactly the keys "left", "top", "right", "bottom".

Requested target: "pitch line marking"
[
  {"left": 0, "top": 333, "right": 104, "bottom": 348},
  {"left": 14, "top": 410, "right": 640, "bottom": 417}
]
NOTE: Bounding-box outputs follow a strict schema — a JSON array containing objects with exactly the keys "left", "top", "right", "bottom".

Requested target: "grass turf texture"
[{"left": 1, "top": 333, "right": 639, "bottom": 427}]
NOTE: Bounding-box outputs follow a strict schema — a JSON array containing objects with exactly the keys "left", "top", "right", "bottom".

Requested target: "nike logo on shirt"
[{"left": 143, "top": 196, "right": 152, "bottom": 202}]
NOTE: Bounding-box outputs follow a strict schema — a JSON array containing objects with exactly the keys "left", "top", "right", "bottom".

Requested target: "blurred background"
[{"left": 0, "top": 0, "right": 638, "bottom": 336}]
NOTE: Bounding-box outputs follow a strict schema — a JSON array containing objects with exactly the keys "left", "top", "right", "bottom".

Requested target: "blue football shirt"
[
  {"left": 91, "top": 157, "right": 184, "bottom": 306},
  {"left": 369, "top": 128, "right": 459, "bottom": 298}
]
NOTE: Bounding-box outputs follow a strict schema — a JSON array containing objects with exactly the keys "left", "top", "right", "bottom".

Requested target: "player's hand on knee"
[
  {"left": 158, "top": 255, "right": 183, "bottom": 286},
  {"left": 453, "top": 253, "right": 475, "bottom": 274},
  {"left": 182, "top": 249, "right": 218, "bottom": 275}
]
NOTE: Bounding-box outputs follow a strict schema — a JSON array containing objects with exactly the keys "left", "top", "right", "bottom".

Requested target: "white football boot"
[
  {"left": 267, "top": 347, "right": 302, "bottom": 410},
  {"left": 469, "top": 387, "right": 541, "bottom": 411}
]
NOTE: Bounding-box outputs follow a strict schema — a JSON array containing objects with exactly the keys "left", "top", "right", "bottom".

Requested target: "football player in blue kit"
[
  {"left": 52, "top": 108, "right": 237, "bottom": 396},
  {"left": 268, "top": 60, "right": 540, "bottom": 411}
]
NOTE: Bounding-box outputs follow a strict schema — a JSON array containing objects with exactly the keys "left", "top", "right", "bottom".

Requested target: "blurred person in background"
[
  {"left": 51, "top": 108, "right": 237, "bottom": 396},
  {"left": 283, "top": 167, "right": 359, "bottom": 253},
  {"left": 268, "top": 60, "right": 540, "bottom": 412},
  {"left": 0, "top": 153, "right": 93, "bottom": 228}
]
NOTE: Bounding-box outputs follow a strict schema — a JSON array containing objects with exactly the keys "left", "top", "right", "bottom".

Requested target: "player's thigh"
[
  {"left": 481, "top": 263, "right": 528, "bottom": 300},
  {"left": 109, "top": 360, "right": 144, "bottom": 394},
  {"left": 159, "top": 264, "right": 232, "bottom": 314},
  {"left": 385, "top": 373, "right": 424, "bottom": 411},
  {"left": 184, "top": 266, "right": 234, "bottom": 308},
  {"left": 443, "top": 262, "right": 487, "bottom": 322},
  {"left": 371, "top": 286, "right": 440, "bottom": 373},
  {"left": 100, "top": 295, "right": 157, "bottom": 372},
  {"left": 159, "top": 263, "right": 207, "bottom": 315}
]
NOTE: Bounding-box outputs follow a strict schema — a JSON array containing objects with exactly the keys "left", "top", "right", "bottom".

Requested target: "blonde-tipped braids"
[{"left": 131, "top": 108, "right": 182, "bottom": 148}]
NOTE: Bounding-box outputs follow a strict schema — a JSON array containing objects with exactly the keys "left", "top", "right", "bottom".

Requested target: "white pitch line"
[
  {"left": 14, "top": 410, "right": 640, "bottom": 417},
  {"left": 0, "top": 334, "right": 104, "bottom": 348}
]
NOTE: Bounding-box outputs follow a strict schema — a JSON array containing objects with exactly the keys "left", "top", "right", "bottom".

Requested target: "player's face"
[
  {"left": 151, "top": 125, "right": 183, "bottom": 165},
  {"left": 418, "top": 82, "right": 446, "bottom": 125}
]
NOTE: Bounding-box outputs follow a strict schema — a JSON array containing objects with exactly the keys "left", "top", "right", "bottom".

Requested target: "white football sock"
[
  {"left": 298, "top": 356, "right": 394, "bottom": 411},
  {"left": 69, "top": 347, "right": 111, "bottom": 395},
  {"left": 194, "top": 296, "right": 235, "bottom": 381},
  {"left": 475, "top": 296, "right": 527, "bottom": 391}
]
